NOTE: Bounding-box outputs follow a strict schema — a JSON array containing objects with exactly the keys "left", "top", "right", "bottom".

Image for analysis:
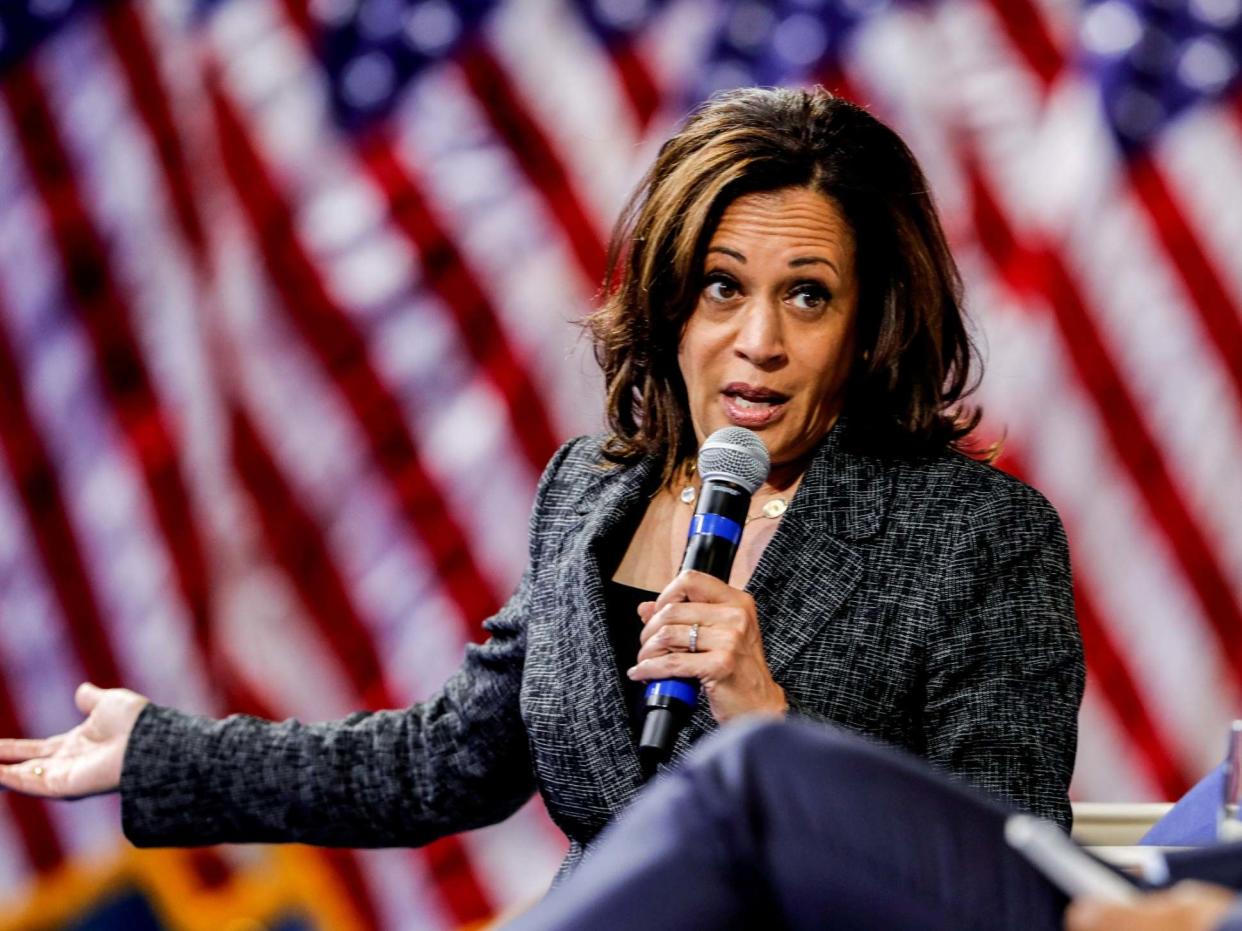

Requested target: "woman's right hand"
[{"left": 0, "top": 682, "right": 148, "bottom": 799}]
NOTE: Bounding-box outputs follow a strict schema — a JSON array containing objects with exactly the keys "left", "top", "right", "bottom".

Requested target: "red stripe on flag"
[
  {"left": 275, "top": 0, "right": 561, "bottom": 476},
  {"left": 0, "top": 59, "right": 246, "bottom": 897},
  {"left": 230, "top": 406, "right": 495, "bottom": 926},
  {"left": 0, "top": 322, "right": 123, "bottom": 691},
  {"left": 981, "top": 0, "right": 1063, "bottom": 91},
  {"left": 1127, "top": 152, "right": 1242, "bottom": 405},
  {"left": 609, "top": 41, "right": 661, "bottom": 132},
  {"left": 979, "top": 0, "right": 1242, "bottom": 409},
  {"left": 358, "top": 135, "right": 561, "bottom": 474},
  {"left": 94, "top": 14, "right": 468, "bottom": 918},
  {"left": 229, "top": 408, "right": 393, "bottom": 710},
  {"left": 0, "top": 63, "right": 218, "bottom": 682},
  {"left": 0, "top": 671, "right": 64, "bottom": 874},
  {"left": 208, "top": 82, "right": 503, "bottom": 634},
  {"left": 969, "top": 164, "right": 1242, "bottom": 681},
  {"left": 100, "top": 3, "right": 206, "bottom": 260},
  {"left": 458, "top": 42, "right": 609, "bottom": 286},
  {"left": 282, "top": 0, "right": 606, "bottom": 287},
  {"left": 317, "top": 848, "right": 386, "bottom": 931},
  {"left": 997, "top": 451, "right": 1193, "bottom": 799},
  {"left": 1075, "top": 585, "right": 1193, "bottom": 799}
]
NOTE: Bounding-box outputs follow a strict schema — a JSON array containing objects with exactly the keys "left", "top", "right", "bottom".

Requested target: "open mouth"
[
  {"left": 723, "top": 384, "right": 790, "bottom": 406},
  {"left": 721, "top": 383, "right": 791, "bottom": 425}
]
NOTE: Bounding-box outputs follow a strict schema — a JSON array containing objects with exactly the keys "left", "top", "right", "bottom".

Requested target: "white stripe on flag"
[
  {"left": 487, "top": 0, "right": 643, "bottom": 236},
  {"left": 1158, "top": 104, "right": 1242, "bottom": 327},
  {"left": 393, "top": 62, "right": 605, "bottom": 440},
  {"left": 1066, "top": 189, "right": 1242, "bottom": 595},
  {"left": 1071, "top": 685, "right": 1162, "bottom": 801},
  {"left": 969, "top": 257, "right": 1241, "bottom": 779}
]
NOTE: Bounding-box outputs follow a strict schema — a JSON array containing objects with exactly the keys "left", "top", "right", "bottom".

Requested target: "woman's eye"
[
  {"left": 789, "top": 283, "right": 830, "bottom": 311},
  {"left": 703, "top": 276, "right": 739, "bottom": 301}
]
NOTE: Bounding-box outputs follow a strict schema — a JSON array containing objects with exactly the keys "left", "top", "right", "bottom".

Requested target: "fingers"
[
  {"left": 0, "top": 761, "right": 58, "bottom": 797},
  {"left": 638, "top": 599, "right": 750, "bottom": 646},
  {"left": 651, "top": 570, "right": 745, "bottom": 611},
  {"left": 627, "top": 649, "right": 729, "bottom": 683},
  {"left": 75, "top": 682, "right": 103, "bottom": 715},
  {"left": 0, "top": 737, "right": 55, "bottom": 762},
  {"left": 636, "top": 620, "right": 740, "bottom": 664}
]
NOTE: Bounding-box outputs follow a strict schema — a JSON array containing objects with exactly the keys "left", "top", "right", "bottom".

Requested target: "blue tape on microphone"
[
  {"left": 688, "top": 512, "right": 742, "bottom": 545},
  {"left": 644, "top": 679, "right": 698, "bottom": 706}
]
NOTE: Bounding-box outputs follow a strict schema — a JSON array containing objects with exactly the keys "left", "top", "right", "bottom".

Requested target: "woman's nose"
[{"left": 733, "top": 301, "right": 787, "bottom": 369}]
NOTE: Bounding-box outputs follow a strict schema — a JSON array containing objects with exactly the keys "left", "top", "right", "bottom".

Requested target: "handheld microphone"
[{"left": 638, "top": 426, "right": 770, "bottom": 770}]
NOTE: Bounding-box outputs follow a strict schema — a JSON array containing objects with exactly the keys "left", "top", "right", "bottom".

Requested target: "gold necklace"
[{"left": 677, "top": 484, "right": 788, "bottom": 524}]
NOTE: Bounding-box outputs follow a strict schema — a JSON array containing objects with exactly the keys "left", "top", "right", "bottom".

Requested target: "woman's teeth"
[{"left": 733, "top": 397, "right": 776, "bottom": 409}]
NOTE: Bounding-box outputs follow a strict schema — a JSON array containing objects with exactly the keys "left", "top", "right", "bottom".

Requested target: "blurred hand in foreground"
[
  {"left": 0, "top": 682, "right": 148, "bottom": 799},
  {"left": 1065, "top": 881, "right": 1237, "bottom": 931}
]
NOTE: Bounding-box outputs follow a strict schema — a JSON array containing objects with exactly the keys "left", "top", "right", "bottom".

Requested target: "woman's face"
[{"left": 678, "top": 187, "right": 859, "bottom": 469}]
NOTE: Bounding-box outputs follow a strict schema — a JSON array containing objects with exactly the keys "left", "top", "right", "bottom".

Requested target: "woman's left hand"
[{"left": 628, "top": 570, "right": 787, "bottom": 724}]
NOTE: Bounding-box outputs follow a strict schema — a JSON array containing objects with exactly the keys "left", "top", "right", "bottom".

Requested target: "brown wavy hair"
[{"left": 589, "top": 86, "right": 982, "bottom": 485}]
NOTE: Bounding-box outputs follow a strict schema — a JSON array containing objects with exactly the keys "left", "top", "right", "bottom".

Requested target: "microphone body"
[
  {"left": 680, "top": 482, "right": 749, "bottom": 580},
  {"left": 638, "top": 427, "right": 769, "bottom": 770}
]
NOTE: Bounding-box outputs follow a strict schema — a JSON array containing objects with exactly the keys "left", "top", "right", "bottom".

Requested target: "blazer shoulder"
[
  {"left": 537, "top": 433, "right": 615, "bottom": 494},
  {"left": 530, "top": 433, "right": 627, "bottom": 527},
  {"left": 897, "top": 448, "right": 1061, "bottom": 526}
]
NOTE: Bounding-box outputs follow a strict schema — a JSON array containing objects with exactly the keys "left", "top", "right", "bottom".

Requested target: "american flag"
[{"left": 0, "top": 0, "right": 1237, "bottom": 927}]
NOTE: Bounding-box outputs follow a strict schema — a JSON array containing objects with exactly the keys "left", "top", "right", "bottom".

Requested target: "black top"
[{"left": 605, "top": 579, "right": 659, "bottom": 737}]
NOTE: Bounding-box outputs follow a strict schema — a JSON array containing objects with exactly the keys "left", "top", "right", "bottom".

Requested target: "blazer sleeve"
[
  {"left": 119, "top": 439, "right": 580, "bottom": 849},
  {"left": 921, "top": 483, "right": 1085, "bottom": 831}
]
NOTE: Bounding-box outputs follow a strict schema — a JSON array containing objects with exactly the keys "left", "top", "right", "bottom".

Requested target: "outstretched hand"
[{"left": 0, "top": 682, "right": 148, "bottom": 799}]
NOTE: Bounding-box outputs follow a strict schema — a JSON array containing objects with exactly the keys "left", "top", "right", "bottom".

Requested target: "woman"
[{"left": 0, "top": 88, "right": 1083, "bottom": 872}]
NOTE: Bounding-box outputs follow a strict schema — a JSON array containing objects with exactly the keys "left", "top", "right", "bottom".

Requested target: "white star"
[
  {"left": 342, "top": 51, "right": 396, "bottom": 110},
  {"left": 772, "top": 13, "right": 828, "bottom": 68},
  {"left": 1178, "top": 35, "right": 1237, "bottom": 93},
  {"left": 1081, "top": 1, "right": 1143, "bottom": 59},
  {"left": 404, "top": 0, "right": 460, "bottom": 56}
]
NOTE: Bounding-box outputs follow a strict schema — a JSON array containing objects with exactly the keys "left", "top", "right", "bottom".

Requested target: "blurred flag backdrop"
[{"left": 0, "top": 0, "right": 1239, "bottom": 927}]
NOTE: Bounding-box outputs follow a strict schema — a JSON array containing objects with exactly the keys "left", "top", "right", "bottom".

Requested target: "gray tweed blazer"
[{"left": 120, "top": 422, "right": 1084, "bottom": 869}]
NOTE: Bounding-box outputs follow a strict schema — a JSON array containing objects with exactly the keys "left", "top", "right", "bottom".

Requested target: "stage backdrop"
[{"left": 0, "top": 0, "right": 1239, "bottom": 927}]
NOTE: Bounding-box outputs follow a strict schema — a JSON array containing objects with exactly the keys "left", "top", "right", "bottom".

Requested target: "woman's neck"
[
  {"left": 669, "top": 452, "right": 811, "bottom": 501},
  {"left": 761, "top": 456, "right": 812, "bottom": 499}
]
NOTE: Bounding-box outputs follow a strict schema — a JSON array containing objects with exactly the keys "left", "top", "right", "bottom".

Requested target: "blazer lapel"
[
  {"left": 670, "top": 423, "right": 894, "bottom": 757},
  {"left": 554, "top": 455, "right": 658, "bottom": 809}
]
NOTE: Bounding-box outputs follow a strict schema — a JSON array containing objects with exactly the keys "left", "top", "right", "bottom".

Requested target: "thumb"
[{"left": 74, "top": 682, "right": 103, "bottom": 715}]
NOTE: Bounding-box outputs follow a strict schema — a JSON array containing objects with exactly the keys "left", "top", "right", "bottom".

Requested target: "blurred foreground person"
[
  {"left": 506, "top": 719, "right": 1242, "bottom": 931},
  {"left": 0, "top": 87, "right": 1080, "bottom": 876}
]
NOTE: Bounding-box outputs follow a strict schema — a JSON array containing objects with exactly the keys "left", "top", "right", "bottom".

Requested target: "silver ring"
[{"left": 688, "top": 623, "right": 700, "bottom": 654}]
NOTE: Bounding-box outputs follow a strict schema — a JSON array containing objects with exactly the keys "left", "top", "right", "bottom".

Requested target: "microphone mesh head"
[{"left": 697, "top": 427, "right": 770, "bottom": 494}]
